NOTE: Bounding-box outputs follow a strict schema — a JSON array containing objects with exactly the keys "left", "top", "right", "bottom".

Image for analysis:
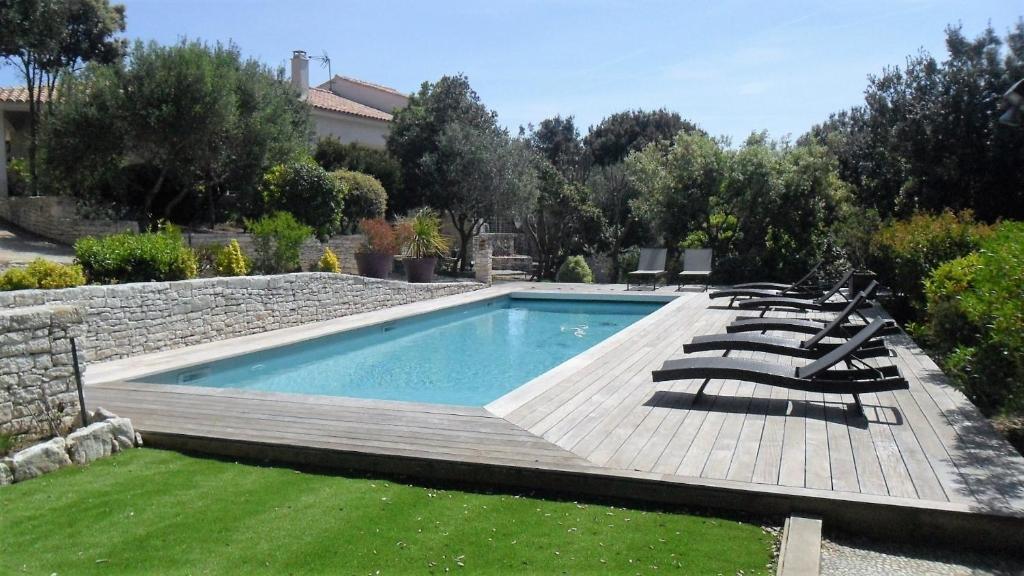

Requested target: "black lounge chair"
[
  {"left": 652, "top": 318, "right": 907, "bottom": 414},
  {"left": 736, "top": 270, "right": 871, "bottom": 313},
  {"left": 727, "top": 281, "right": 899, "bottom": 337},
  {"left": 627, "top": 248, "right": 667, "bottom": 290},
  {"left": 684, "top": 288, "right": 891, "bottom": 359},
  {"left": 677, "top": 248, "right": 713, "bottom": 291},
  {"left": 731, "top": 260, "right": 823, "bottom": 291},
  {"left": 713, "top": 269, "right": 853, "bottom": 306}
]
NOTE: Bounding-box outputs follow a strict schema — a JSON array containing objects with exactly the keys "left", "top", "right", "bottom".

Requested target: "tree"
[
  {"left": 386, "top": 74, "right": 496, "bottom": 216},
  {"left": 584, "top": 109, "right": 701, "bottom": 167},
  {"left": 420, "top": 121, "right": 537, "bottom": 271},
  {"left": 528, "top": 115, "right": 588, "bottom": 183},
  {"left": 587, "top": 162, "right": 651, "bottom": 281},
  {"left": 0, "top": 0, "right": 126, "bottom": 194},
  {"left": 43, "top": 40, "right": 311, "bottom": 227},
  {"left": 804, "top": 21, "right": 1024, "bottom": 221},
  {"left": 524, "top": 160, "right": 605, "bottom": 279}
]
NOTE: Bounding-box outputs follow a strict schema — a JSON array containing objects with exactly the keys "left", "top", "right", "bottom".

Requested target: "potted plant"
[
  {"left": 398, "top": 208, "right": 451, "bottom": 283},
  {"left": 355, "top": 218, "right": 398, "bottom": 279}
]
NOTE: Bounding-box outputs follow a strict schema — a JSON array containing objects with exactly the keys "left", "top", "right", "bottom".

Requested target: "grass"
[{"left": 0, "top": 449, "right": 776, "bottom": 575}]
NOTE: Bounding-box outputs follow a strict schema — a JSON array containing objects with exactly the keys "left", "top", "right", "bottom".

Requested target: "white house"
[{"left": 290, "top": 50, "right": 409, "bottom": 149}]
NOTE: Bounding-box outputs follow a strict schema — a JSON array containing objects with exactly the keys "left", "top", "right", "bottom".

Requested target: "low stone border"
[
  {"left": 0, "top": 407, "right": 139, "bottom": 486},
  {"left": 777, "top": 514, "right": 822, "bottom": 576}
]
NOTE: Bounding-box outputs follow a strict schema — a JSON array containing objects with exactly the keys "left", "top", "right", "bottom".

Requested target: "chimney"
[{"left": 291, "top": 50, "right": 309, "bottom": 98}]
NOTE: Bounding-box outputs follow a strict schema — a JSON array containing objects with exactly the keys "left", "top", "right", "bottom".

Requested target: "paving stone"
[{"left": 821, "top": 535, "right": 1024, "bottom": 576}]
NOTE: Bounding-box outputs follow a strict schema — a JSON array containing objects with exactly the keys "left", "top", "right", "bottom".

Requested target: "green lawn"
[{"left": 0, "top": 449, "right": 776, "bottom": 575}]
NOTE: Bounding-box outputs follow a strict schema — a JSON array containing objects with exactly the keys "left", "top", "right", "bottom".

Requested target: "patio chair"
[
  {"left": 652, "top": 318, "right": 907, "bottom": 414},
  {"left": 683, "top": 287, "right": 891, "bottom": 359},
  {"left": 712, "top": 269, "right": 854, "bottom": 307},
  {"left": 736, "top": 270, "right": 874, "bottom": 313},
  {"left": 676, "top": 248, "right": 713, "bottom": 291},
  {"left": 726, "top": 281, "right": 899, "bottom": 337},
  {"left": 626, "top": 248, "right": 667, "bottom": 290}
]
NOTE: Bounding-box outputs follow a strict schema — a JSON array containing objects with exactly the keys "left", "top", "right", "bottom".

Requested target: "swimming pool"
[{"left": 138, "top": 295, "right": 664, "bottom": 406}]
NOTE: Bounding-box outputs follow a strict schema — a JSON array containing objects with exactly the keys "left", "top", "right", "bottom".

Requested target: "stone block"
[
  {"left": 11, "top": 437, "right": 70, "bottom": 482},
  {"left": 107, "top": 417, "right": 136, "bottom": 450},
  {"left": 66, "top": 421, "right": 114, "bottom": 465},
  {"left": 0, "top": 461, "right": 12, "bottom": 486}
]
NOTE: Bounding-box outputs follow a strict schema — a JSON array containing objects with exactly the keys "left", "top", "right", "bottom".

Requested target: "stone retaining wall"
[
  {"left": 0, "top": 274, "right": 481, "bottom": 363},
  {"left": 0, "top": 196, "right": 138, "bottom": 245},
  {"left": 0, "top": 305, "right": 87, "bottom": 441}
]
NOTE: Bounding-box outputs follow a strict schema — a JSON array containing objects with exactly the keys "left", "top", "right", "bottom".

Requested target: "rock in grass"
[
  {"left": 66, "top": 421, "right": 114, "bottom": 465},
  {"left": 107, "top": 418, "right": 136, "bottom": 451},
  {"left": 134, "top": 432, "right": 143, "bottom": 447},
  {"left": 12, "top": 437, "right": 71, "bottom": 482},
  {"left": 0, "top": 462, "right": 12, "bottom": 486}
]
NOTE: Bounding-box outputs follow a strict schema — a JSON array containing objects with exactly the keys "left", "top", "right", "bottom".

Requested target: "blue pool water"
[{"left": 142, "top": 296, "right": 663, "bottom": 406}]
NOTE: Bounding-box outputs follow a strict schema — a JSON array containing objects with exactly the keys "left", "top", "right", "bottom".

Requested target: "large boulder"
[
  {"left": 11, "top": 437, "right": 71, "bottom": 482},
  {"left": 66, "top": 421, "right": 114, "bottom": 465},
  {"left": 0, "top": 462, "right": 12, "bottom": 486},
  {"left": 107, "top": 418, "right": 136, "bottom": 451}
]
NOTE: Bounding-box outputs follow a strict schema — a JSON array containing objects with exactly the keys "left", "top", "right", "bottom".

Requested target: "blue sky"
[{"left": 2, "top": 0, "right": 1021, "bottom": 143}]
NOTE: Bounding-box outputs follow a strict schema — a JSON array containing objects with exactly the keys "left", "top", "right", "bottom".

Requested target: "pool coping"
[{"left": 85, "top": 283, "right": 682, "bottom": 414}]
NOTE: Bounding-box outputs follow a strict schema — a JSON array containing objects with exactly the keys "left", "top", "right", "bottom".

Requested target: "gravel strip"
[{"left": 821, "top": 534, "right": 1024, "bottom": 576}]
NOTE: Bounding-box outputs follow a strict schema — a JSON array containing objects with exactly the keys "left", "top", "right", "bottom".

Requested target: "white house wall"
[{"left": 311, "top": 110, "right": 390, "bottom": 149}]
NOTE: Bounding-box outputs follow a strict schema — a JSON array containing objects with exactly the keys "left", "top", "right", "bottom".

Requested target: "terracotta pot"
[
  {"left": 404, "top": 257, "right": 437, "bottom": 283},
  {"left": 355, "top": 253, "right": 394, "bottom": 279}
]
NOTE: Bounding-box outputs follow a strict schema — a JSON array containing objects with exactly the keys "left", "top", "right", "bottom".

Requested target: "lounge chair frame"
[{"left": 677, "top": 248, "right": 713, "bottom": 291}]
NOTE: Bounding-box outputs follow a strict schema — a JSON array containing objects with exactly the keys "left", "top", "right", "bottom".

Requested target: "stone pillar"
[
  {"left": 474, "top": 235, "right": 492, "bottom": 284},
  {"left": 0, "top": 111, "right": 8, "bottom": 199}
]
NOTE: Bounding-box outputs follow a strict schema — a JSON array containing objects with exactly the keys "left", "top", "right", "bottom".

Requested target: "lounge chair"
[
  {"left": 709, "top": 262, "right": 823, "bottom": 302},
  {"left": 726, "top": 281, "right": 899, "bottom": 337},
  {"left": 683, "top": 288, "right": 891, "bottom": 359},
  {"left": 731, "top": 261, "right": 823, "bottom": 291},
  {"left": 712, "top": 269, "right": 853, "bottom": 306},
  {"left": 677, "top": 248, "right": 713, "bottom": 291},
  {"left": 652, "top": 318, "right": 907, "bottom": 414},
  {"left": 627, "top": 248, "right": 667, "bottom": 290},
  {"left": 736, "top": 270, "right": 873, "bottom": 313}
]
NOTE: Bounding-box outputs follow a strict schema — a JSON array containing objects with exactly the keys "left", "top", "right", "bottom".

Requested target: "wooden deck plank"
[
  {"left": 701, "top": 380, "right": 757, "bottom": 480},
  {"left": 778, "top": 387, "right": 807, "bottom": 488}
]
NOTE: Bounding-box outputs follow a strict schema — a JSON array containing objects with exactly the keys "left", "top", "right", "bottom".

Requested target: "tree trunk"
[{"left": 140, "top": 167, "right": 169, "bottom": 231}]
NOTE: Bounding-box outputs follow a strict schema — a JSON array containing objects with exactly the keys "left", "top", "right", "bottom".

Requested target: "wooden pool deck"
[{"left": 85, "top": 283, "right": 1024, "bottom": 549}]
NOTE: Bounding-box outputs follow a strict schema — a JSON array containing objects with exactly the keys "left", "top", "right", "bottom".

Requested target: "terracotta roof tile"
[
  {"left": 305, "top": 87, "right": 392, "bottom": 121},
  {"left": 0, "top": 87, "right": 49, "bottom": 104}
]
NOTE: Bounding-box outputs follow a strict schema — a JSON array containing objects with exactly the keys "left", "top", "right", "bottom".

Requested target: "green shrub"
[
  {"left": 867, "top": 210, "right": 990, "bottom": 319},
  {"left": 245, "top": 212, "right": 312, "bottom": 274},
  {"left": 74, "top": 227, "right": 198, "bottom": 284},
  {"left": 214, "top": 240, "right": 250, "bottom": 276},
  {"left": 262, "top": 159, "right": 345, "bottom": 240},
  {"left": 334, "top": 170, "right": 387, "bottom": 232},
  {"left": 6, "top": 157, "right": 30, "bottom": 196},
  {"left": 923, "top": 221, "right": 1024, "bottom": 414},
  {"left": 556, "top": 255, "right": 594, "bottom": 283},
  {"left": 316, "top": 247, "right": 341, "bottom": 273},
  {"left": 314, "top": 137, "right": 401, "bottom": 199},
  {"left": 0, "top": 267, "right": 38, "bottom": 290}
]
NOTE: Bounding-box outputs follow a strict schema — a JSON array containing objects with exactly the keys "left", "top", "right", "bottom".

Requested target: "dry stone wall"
[
  {"left": 0, "top": 273, "right": 481, "bottom": 363},
  {"left": 0, "top": 305, "right": 86, "bottom": 441},
  {"left": 0, "top": 196, "right": 137, "bottom": 245}
]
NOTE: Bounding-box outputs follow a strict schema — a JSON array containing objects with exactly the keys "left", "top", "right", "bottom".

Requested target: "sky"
[{"left": 2, "top": 0, "right": 1021, "bottom": 143}]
